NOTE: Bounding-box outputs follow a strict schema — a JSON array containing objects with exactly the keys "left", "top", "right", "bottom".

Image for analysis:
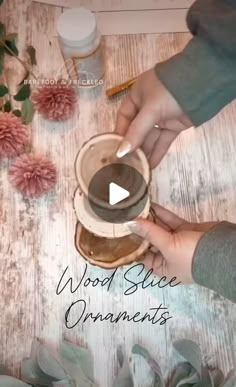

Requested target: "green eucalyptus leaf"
[
  {"left": 12, "top": 109, "right": 21, "bottom": 117},
  {"left": 176, "top": 370, "right": 199, "bottom": 386},
  {"left": 37, "top": 344, "right": 67, "bottom": 380},
  {"left": 21, "top": 358, "right": 54, "bottom": 386},
  {"left": 173, "top": 340, "right": 202, "bottom": 377},
  {"left": 59, "top": 341, "right": 95, "bottom": 387},
  {"left": 14, "top": 84, "right": 31, "bottom": 101},
  {"left": 194, "top": 370, "right": 212, "bottom": 387},
  {"left": 169, "top": 362, "right": 193, "bottom": 387},
  {"left": 0, "top": 22, "right": 6, "bottom": 37},
  {"left": 0, "top": 375, "right": 29, "bottom": 387},
  {"left": 195, "top": 382, "right": 211, "bottom": 387},
  {"left": 0, "top": 46, "right": 4, "bottom": 74},
  {"left": 4, "top": 38, "right": 18, "bottom": 56},
  {"left": 27, "top": 45, "right": 37, "bottom": 66},
  {"left": 132, "top": 345, "right": 164, "bottom": 387},
  {"left": 30, "top": 338, "right": 41, "bottom": 360},
  {"left": 0, "top": 84, "right": 8, "bottom": 97},
  {"left": 4, "top": 100, "right": 11, "bottom": 112},
  {"left": 168, "top": 362, "right": 201, "bottom": 386},
  {"left": 148, "top": 359, "right": 165, "bottom": 387},
  {"left": 0, "top": 364, "right": 11, "bottom": 376},
  {"left": 52, "top": 380, "right": 76, "bottom": 387},
  {"left": 21, "top": 98, "right": 35, "bottom": 124},
  {"left": 132, "top": 345, "right": 150, "bottom": 361},
  {"left": 113, "top": 348, "right": 133, "bottom": 387}
]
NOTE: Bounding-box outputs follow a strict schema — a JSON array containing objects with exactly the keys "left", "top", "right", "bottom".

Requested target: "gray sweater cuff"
[
  {"left": 155, "top": 37, "right": 236, "bottom": 127},
  {"left": 192, "top": 222, "right": 236, "bottom": 302}
]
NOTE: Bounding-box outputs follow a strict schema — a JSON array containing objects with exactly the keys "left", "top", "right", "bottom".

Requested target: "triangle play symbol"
[{"left": 109, "top": 182, "right": 130, "bottom": 206}]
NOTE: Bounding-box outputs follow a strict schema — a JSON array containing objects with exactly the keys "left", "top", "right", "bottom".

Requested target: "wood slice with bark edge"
[
  {"left": 73, "top": 187, "right": 151, "bottom": 238},
  {"left": 75, "top": 216, "right": 154, "bottom": 269},
  {"left": 74, "top": 132, "right": 151, "bottom": 210}
]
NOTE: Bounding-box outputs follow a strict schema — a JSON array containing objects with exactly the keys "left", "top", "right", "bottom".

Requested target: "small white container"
[{"left": 57, "top": 7, "right": 105, "bottom": 88}]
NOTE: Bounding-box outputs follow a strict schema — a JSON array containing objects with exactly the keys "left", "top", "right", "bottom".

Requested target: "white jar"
[{"left": 57, "top": 7, "right": 105, "bottom": 88}]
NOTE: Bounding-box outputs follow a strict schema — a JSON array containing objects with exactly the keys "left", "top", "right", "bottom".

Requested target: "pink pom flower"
[
  {"left": 0, "top": 112, "right": 29, "bottom": 158},
  {"left": 32, "top": 80, "right": 78, "bottom": 121},
  {"left": 9, "top": 154, "right": 57, "bottom": 198}
]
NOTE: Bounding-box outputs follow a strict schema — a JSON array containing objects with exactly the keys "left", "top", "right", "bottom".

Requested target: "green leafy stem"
[
  {"left": 0, "top": 339, "right": 235, "bottom": 387},
  {"left": 0, "top": 8, "right": 37, "bottom": 124}
]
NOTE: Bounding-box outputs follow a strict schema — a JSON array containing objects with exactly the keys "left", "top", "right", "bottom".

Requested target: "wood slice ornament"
[{"left": 74, "top": 133, "right": 152, "bottom": 269}]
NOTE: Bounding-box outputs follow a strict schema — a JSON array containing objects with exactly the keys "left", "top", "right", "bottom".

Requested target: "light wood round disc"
[
  {"left": 75, "top": 132, "right": 151, "bottom": 210},
  {"left": 73, "top": 187, "right": 151, "bottom": 238},
  {"left": 75, "top": 222, "right": 150, "bottom": 269}
]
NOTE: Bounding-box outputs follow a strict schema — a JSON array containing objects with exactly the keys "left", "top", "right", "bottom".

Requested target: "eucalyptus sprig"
[
  {"left": 0, "top": 339, "right": 235, "bottom": 387},
  {"left": 0, "top": 0, "right": 37, "bottom": 124},
  {"left": 0, "top": 338, "right": 96, "bottom": 387}
]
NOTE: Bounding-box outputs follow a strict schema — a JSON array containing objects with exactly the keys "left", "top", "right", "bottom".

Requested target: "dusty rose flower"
[
  {"left": 0, "top": 112, "right": 29, "bottom": 158},
  {"left": 9, "top": 153, "right": 57, "bottom": 198},
  {"left": 32, "top": 80, "right": 77, "bottom": 121}
]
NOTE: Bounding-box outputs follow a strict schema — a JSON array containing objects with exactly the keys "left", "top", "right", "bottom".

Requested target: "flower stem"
[{"left": 0, "top": 39, "right": 38, "bottom": 80}]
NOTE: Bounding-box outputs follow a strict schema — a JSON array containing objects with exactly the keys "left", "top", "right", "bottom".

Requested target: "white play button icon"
[
  {"left": 88, "top": 164, "right": 148, "bottom": 223},
  {"left": 109, "top": 182, "right": 130, "bottom": 206}
]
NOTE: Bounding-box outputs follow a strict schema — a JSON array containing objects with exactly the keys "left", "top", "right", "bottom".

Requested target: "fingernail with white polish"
[
  {"left": 126, "top": 221, "right": 140, "bottom": 233},
  {"left": 116, "top": 140, "right": 132, "bottom": 158}
]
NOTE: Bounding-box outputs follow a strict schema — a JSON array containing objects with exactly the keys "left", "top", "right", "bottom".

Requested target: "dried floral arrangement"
[
  {"left": 0, "top": 0, "right": 79, "bottom": 197},
  {"left": 0, "top": 338, "right": 235, "bottom": 387},
  {"left": 0, "top": 0, "right": 77, "bottom": 123},
  {"left": 0, "top": 0, "right": 81, "bottom": 197}
]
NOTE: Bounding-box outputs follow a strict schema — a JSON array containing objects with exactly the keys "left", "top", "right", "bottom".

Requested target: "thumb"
[
  {"left": 116, "top": 105, "right": 159, "bottom": 158},
  {"left": 127, "top": 218, "right": 172, "bottom": 252}
]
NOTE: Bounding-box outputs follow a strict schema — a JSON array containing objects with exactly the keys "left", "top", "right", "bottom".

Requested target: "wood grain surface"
[
  {"left": 33, "top": 0, "right": 190, "bottom": 34},
  {"left": 32, "top": 0, "right": 194, "bottom": 12},
  {"left": 0, "top": 1, "right": 236, "bottom": 386}
]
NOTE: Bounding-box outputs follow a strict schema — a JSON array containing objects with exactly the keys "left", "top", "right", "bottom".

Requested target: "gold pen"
[{"left": 106, "top": 77, "right": 137, "bottom": 98}]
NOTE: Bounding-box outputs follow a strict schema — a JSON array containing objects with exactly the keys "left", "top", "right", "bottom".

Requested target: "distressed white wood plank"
[
  {"left": 32, "top": 0, "right": 194, "bottom": 12},
  {"left": 0, "top": 0, "right": 39, "bottom": 375},
  {"left": 1, "top": 1, "right": 236, "bottom": 387},
  {"left": 95, "top": 9, "right": 188, "bottom": 34},
  {"left": 33, "top": 1, "right": 189, "bottom": 34}
]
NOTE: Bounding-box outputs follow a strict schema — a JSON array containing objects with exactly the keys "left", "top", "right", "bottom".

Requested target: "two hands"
[{"left": 115, "top": 68, "right": 217, "bottom": 284}]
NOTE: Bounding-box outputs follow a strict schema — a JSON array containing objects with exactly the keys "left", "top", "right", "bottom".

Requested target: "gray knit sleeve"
[
  {"left": 192, "top": 222, "right": 236, "bottom": 303},
  {"left": 155, "top": 0, "right": 236, "bottom": 127}
]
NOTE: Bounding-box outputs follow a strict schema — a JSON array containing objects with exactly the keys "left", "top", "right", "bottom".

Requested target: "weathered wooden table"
[{"left": 0, "top": 1, "right": 236, "bottom": 386}]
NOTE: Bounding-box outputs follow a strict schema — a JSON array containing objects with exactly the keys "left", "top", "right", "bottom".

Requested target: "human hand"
[
  {"left": 115, "top": 68, "right": 193, "bottom": 168},
  {"left": 127, "top": 204, "right": 217, "bottom": 284}
]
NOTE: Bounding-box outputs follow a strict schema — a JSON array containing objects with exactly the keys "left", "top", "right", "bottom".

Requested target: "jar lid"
[{"left": 57, "top": 7, "right": 97, "bottom": 48}]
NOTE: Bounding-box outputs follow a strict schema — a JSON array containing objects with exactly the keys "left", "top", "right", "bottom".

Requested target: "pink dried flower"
[
  {"left": 32, "top": 80, "right": 77, "bottom": 121},
  {"left": 9, "top": 154, "right": 57, "bottom": 198},
  {"left": 0, "top": 112, "right": 29, "bottom": 158}
]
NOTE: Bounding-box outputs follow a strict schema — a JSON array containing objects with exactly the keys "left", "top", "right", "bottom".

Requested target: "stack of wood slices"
[{"left": 74, "top": 133, "right": 153, "bottom": 269}]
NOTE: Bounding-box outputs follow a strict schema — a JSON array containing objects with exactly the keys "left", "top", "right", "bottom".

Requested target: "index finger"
[
  {"left": 151, "top": 203, "right": 186, "bottom": 230},
  {"left": 115, "top": 93, "right": 139, "bottom": 136}
]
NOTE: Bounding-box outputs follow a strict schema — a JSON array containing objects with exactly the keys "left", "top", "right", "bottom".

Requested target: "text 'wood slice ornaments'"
[{"left": 73, "top": 132, "right": 152, "bottom": 269}]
